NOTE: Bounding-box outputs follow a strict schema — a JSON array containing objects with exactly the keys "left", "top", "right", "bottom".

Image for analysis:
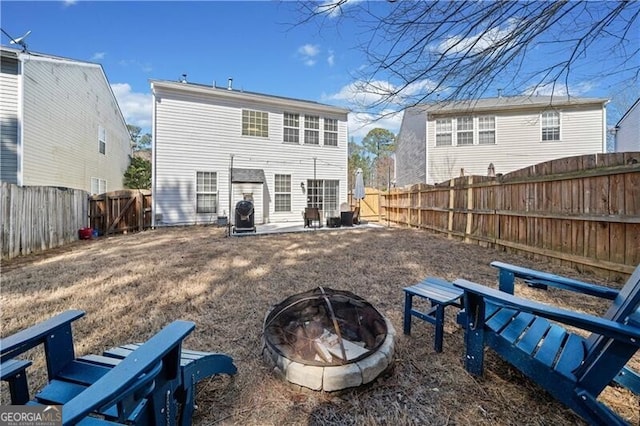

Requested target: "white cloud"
[
  {"left": 327, "top": 50, "right": 335, "bottom": 67},
  {"left": 91, "top": 52, "right": 106, "bottom": 61},
  {"left": 298, "top": 44, "right": 320, "bottom": 67},
  {"left": 347, "top": 110, "right": 404, "bottom": 140},
  {"left": 325, "top": 78, "right": 440, "bottom": 109},
  {"left": 437, "top": 19, "right": 520, "bottom": 56},
  {"left": 110, "top": 83, "right": 152, "bottom": 130},
  {"left": 63, "top": 0, "right": 77, "bottom": 6}
]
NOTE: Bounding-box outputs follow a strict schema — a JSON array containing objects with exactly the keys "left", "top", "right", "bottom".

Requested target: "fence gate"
[{"left": 89, "top": 189, "right": 152, "bottom": 236}]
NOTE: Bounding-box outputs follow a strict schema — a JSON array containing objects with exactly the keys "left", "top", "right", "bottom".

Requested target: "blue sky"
[{"left": 2, "top": 1, "right": 639, "bottom": 142}]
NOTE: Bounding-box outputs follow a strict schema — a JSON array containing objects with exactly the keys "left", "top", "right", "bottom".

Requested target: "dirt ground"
[{"left": 1, "top": 225, "right": 638, "bottom": 425}]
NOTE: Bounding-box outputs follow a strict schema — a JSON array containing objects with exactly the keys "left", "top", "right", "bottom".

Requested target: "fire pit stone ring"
[{"left": 262, "top": 288, "right": 396, "bottom": 392}]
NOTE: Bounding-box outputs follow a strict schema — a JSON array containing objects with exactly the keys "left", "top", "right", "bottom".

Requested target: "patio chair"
[
  {"left": 304, "top": 207, "right": 322, "bottom": 228},
  {"left": 1, "top": 310, "right": 237, "bottom": 426},
  {"left": 453, "top": 263, "right": 640, "bottom": 425}
]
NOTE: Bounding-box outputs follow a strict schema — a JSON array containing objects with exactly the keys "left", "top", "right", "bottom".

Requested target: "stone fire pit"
[{"left": 262, "top": 287, "right": 395, "bottom": 391}]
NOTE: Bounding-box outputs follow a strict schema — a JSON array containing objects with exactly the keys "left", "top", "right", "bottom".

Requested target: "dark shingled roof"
[{"left": 232, "top": 168, "right": 265, "bottom": 183}]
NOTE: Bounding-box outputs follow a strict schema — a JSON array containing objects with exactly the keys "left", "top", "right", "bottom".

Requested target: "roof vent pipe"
[{"left": 228, "top": 78, "right": 233, "bottom": 90}]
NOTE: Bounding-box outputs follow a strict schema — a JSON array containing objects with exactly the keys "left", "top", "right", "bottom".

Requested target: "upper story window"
[
  {"left": 324, "top": 118, "right": 338, "bottom": 146},
  {"left": 274, "top": 174, "right": 291, "bottom": 212},
  {"left": 456, "top": 116, "right": 474, "bottom": 145},
  {"left": 98, "top": 125, "right": 106, "bottom": 154},
  {"left": 541, "top": 110, "right": 560, "bottom": 141},
  {"left": 304, "top": 115, "right": 320, "bottom": 145},
  {"left": 478, "top": 116, "right": 496, "bottom": 144},
  {"left": 283, "top": 112, "right": 299, "bottom": 144},
  {"left": 196, "top": 171, "right": 217, "bottom": 213},
  {"left": 242, "top": 110, "right": 269, "bottom": 137},
  {"left": 435, "top": 119, "right": 453, "bottom": 146}
]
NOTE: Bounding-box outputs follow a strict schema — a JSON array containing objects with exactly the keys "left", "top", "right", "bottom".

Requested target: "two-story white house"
[
  {"left": 151, "top": 79, "right": 349, "bottom": 226},
  {"left": 395, "top": 96, "right": 608, "bottom": 185},
  {"left": 614, "top": 98, "right": 640, "bottom": 153},
  {"left": 0, "top": 47, "right": 131, "bottom": 193}
]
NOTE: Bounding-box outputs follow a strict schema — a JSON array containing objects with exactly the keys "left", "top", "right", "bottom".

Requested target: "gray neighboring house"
[
  {"left": 396, "top": 96, "right": 608, "bottom": 185},
  {"left": 1, "top": 46, "right": 131, "bottom": 193},
  {"left": 614, "top": 98, "right": 640, "bottom": 152}
]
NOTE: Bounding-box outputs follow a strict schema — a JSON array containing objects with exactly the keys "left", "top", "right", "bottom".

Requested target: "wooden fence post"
[
  {"left": 465, "top": 176, "right": 474, "bottom": 243},
  {"left": 447, "top": 179, "right": 455, "bottom": 239}
]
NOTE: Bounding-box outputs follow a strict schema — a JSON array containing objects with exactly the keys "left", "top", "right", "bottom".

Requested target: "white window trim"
[
  {"left": 195, "top": 171, "right": 218, "bottom": 214},
  {"left": 98, "top": 125, "right": 106, "bottom": 155},
  {"left": 242, "top": 109, "right": 269, "bottom": 138},
  {"left": 274, "top": 174, "right": 292, "bottom": 212},
  {"left": 283, "top": 112, "right": 300, "bottom": 144},
  {"left": 540, "top": 110, "right": 562, "bottom": 142},
  {"left": 90, "top": 177, "right": 106, "bottom": 195}
]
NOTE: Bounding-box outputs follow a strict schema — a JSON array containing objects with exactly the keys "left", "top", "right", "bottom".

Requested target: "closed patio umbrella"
[{"left": 354, "top": 168, "right": 365, "bottom": 208}]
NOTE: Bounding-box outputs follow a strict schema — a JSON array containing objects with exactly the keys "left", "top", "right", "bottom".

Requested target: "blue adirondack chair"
[
  {"left": 0, "top": 310, "right": 237, "bottom": 426},
  {"left": 454, "top": 263, "right": 640, "bottom": 425}
]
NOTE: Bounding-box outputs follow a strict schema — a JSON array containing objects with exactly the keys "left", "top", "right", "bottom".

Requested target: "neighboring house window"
[
  {"left": 90, "top": 177, "right": 106, "bottom": 195},
  {"left": 541, "top": 110, "right": 560, "bottom": 141},
  {"left": 324, "top": 118, "right": 338, "bottom": 146},
  {"left": 283, "top": 113, "right": 299, "bottom": 143},
  {"left": 98, "top": 125, "right": 106, "bottom": 155},
  {"left": 274, "top": 174, "right": 291, "bottom": 212},
  {"left": 435, "top": 119, "right": 452, "bottom": 146},
  {"left": 242, "top": 110, "right": 269, "bottom": 137},
  {"left": 304, "top": 115, "right": 320, "bottom": 145},
  {"left": 478, "top": 116, "right": 496, "bottom": 144},
  {"left": 196, "top": 171, "right": 217, "bottom": 213},
  {"left": 456, "top": 116, "right": 474, "bottom": 145},
  {"left": 307, "top": 179, "right": 339, "bottom": 214}
]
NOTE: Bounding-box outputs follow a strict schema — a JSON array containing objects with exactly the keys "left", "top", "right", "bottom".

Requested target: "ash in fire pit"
[{"left": 262, "top": 287, "right": 395, "bottom": 391}]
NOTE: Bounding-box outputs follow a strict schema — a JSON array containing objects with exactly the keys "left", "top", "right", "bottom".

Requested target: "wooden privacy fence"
[
  {"left": 1, "top": 182, "right": 88, "bottom": 259},
  {"left": 383, "top": 152, "right": 640, "bottom": 280},
  {"left": 89, "top": 189, "right": 152, "bottom": 236}
]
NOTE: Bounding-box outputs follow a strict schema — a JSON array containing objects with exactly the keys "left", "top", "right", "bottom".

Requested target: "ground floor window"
[
  {"left": 274, "top": 174, "right": 291, "bottom": 212},
  {"left": 307, "top": 179, "right": 339, "bottom": 214},
  {"left": 90, "top": 177, "right": 106, "bottom": 195},
  {"left": 196, "top": 171, "right": 217, "bottom": 213}
]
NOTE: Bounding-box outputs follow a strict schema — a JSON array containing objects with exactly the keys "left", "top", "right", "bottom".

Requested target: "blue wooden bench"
[
  {"left": 454, "top": 263, "right": 640, "bottom": 425},
  {"left": 403, "top": 277, "right": 464, "bottom": 352},
  {"left": 1, "top": 310, "right": 237, "bottom": 426}
]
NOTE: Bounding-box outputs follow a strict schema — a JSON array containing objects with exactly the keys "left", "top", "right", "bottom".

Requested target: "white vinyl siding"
[
  {"left": 0, "top": 54, "right": 19, "bottom": 183},
  {"left": 421, "top": 105, "right": 605, "bottom": 184},
  {"left": 196, "top": 171, "right": 217, "bottom": 213},
  {"left": 18, "top": 54, "right": 130, "bottom": 191},
  {"left": 152, "top": 82, "right": 349, "bottom": 225}
]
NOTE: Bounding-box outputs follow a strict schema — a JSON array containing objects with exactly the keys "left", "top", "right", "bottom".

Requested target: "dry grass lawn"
[{"left": 1, "top": 225, "right": 638, "bottom": 425}]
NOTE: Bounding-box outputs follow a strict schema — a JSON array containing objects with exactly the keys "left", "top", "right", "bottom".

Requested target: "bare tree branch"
[{"left": 295, "top": 0, "right": 640, "bottom": 115}]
